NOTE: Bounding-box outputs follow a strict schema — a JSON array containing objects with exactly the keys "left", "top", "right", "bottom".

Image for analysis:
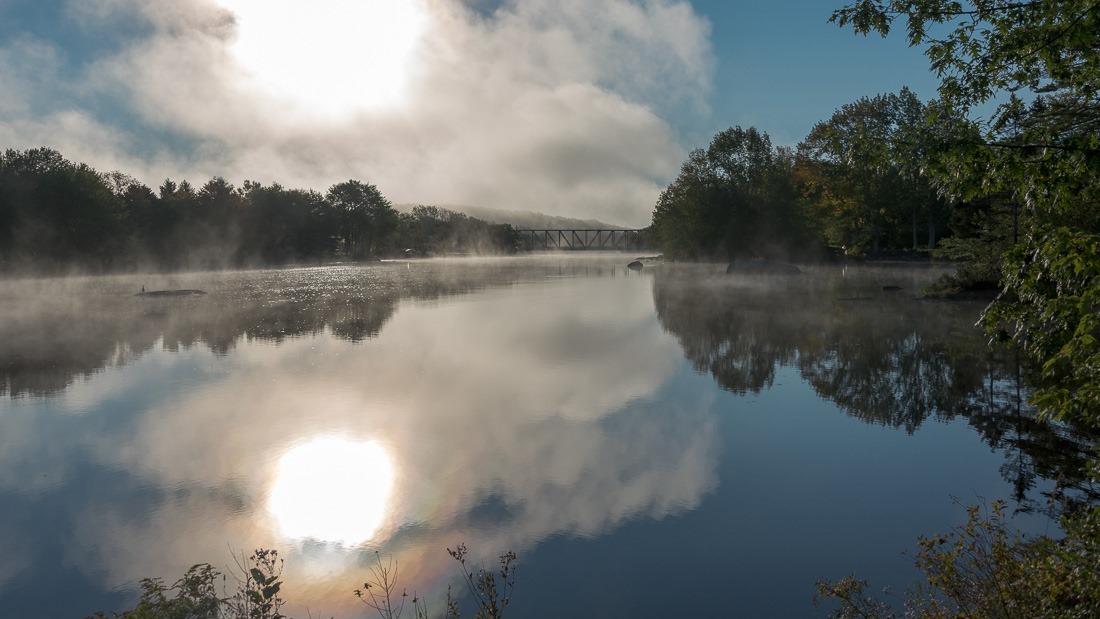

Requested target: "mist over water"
[{"left": 0, "top": 256, "right": 1089, "bottom": 617}]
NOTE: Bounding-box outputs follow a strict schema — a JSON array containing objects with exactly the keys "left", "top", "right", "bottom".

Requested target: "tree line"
[
  {"left": 650, "top": 86, "right": 972, "bottom": 261},
  {"left": 0, "top": 149, "right": 522, "bottom": 274}
]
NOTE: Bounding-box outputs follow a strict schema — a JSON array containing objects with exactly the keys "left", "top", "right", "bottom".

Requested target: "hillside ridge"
[{"left": 395, "top": 204, "right": 629, "bottom": 230}]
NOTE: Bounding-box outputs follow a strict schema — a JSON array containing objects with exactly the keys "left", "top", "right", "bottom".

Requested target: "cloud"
[{"left": 0, "top": 0, "right": 713, "bottom": 226}]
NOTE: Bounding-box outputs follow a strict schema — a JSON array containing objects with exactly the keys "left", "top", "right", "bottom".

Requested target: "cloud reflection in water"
[{"left": 0, "top": 266, "right": 717, "bottom": 616}]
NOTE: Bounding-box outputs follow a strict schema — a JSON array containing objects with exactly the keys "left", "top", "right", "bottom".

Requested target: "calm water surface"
[{"left": 0, "top": 255, "right": 1089, "bottom": 617}]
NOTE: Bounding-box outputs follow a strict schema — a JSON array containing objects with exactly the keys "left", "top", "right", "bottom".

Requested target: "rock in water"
[{"left": 627, "top": 260, "right": 644, "bottom": 271}]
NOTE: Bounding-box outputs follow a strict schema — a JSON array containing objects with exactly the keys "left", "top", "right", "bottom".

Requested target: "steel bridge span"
[{"left": 518, "top": 229, "right": 650, "bottom": 251}]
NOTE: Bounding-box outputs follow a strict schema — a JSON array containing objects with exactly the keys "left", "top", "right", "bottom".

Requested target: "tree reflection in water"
[
  {"left": 651, "top": 264, "right": 1099, "bottom": 514},
  {"left": 5, "top": 261, "right": 1096, "bottom": 517},
  {"left": 0, "top": 263, "right": 522, "bottom": 397}
]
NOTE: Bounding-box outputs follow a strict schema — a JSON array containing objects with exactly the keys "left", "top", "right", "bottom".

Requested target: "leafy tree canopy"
[
  {"left": 832, "top": 0, "right": 1100, "bottom": 428},
  {"left": 830, "top": 0, "right": 1100, "bottom": 216},
  {"left": 798, "top": 87, "right": 951, "bottom": 252},
  {"left": 651, "top": 126, "right": 813, "bottom": 260}
]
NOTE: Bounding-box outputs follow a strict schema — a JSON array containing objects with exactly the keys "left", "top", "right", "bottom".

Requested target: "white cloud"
[{"left": 1, "top": 0, "right": 714, "bottom": 226}]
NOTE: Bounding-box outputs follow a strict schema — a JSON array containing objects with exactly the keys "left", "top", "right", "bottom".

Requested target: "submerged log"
[{"left": 136, "top": 289, "right": 207, "bottom": 297}]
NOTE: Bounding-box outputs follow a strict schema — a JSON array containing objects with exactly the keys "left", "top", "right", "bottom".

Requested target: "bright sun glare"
[
  {"left": 217, "top": 0, "right": 430, "bottom": 116},
  {"left": 268, "top": 437, "right": 395, "bottom": 545}
]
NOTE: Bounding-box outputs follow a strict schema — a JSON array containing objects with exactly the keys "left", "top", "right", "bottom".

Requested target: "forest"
[
  {"left": 0, "top": 149, "right": 522, "bottom": 274},
  {"left": 650, "top": 87, "right": 985, "bottom": 265}
]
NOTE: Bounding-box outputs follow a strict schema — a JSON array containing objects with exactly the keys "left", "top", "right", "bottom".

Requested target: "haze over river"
[{"left": 1, "top": 255, "right": 1088, "bottom": 617}]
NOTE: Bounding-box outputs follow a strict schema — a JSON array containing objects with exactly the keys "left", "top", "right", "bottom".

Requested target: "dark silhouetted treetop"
[{"left": 650, "top": 126, "right": 815, "bottom": 260}]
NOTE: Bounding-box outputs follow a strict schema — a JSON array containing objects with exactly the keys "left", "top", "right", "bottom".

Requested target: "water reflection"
[
  {"left": 651, "top": 263, "right": 1099, "bottom": 511},
  {"left": 0, "top": 258, "right": 709, "bottom": 616},
  {"left": 3, "top": 258, "right": 1093, "bottom": 617}
]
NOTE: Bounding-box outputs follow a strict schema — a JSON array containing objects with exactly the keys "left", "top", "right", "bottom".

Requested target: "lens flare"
[{"left": 268, "top": 437, "right": 395, "bottom": 545}]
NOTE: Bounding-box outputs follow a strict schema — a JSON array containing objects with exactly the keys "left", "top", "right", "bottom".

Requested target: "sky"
[{"left": 0, "top": 0, "right": 941, "bottom": 227}]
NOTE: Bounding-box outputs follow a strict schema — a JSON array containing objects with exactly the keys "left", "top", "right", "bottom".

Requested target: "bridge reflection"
[{"left": 518, "top": 229, "right": 650, "bottom": 251}]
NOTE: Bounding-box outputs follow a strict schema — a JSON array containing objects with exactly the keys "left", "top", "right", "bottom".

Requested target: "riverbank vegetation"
[
  {"left": 0, "top": 151, "right": 521, "bottom": 275},
  {"left": 92, "top": 547, "right": 516, "bottom": 619},
  {"left": 815, "top": 500, "right": 1100, "bottom": 618},
  {"left": 765, "top": 0, "right": 1100, "bottom": 616},
  {"left": 650, "top": 88, "right": 957, "bottom": 262}
]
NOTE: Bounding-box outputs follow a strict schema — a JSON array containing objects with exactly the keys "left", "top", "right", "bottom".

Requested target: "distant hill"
[{"left": 394, "top": 204, "right": 628, "bottom": 230}]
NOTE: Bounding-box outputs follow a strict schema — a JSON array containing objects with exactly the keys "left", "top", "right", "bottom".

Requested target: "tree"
[
  {"left": 387, "top": 205, "right": 521, "bottom": 256},
  {"left": 831, "top": 0, "right": 1100, "bottom": 427},
  {"left": 197, "top": 177, "right": 246, "bottom": 227},
  {"left": 651, "top": 148, "right": 723, "bottom": 258},
  {"left": 177, "top": 177, "right": 247, "bottom": 268},
  {"left": 326, "top": 180, "right": 398, "bottom": 259},
  {"left": 0, "top": 148, "right": 127, "bottom": 271},
  {"left": 651, "top": 126, "right": 813, "bottom": 260},
  {"left": 798, "top": 88, "right": 947, "bottom": 253},
  {"left": 891, "top": 93, "right": 957, "bottom": 248},
  {"left": 241, "top": 182, "right": 336, "bottom": 264}
]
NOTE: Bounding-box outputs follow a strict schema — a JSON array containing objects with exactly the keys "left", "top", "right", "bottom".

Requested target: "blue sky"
[
  {"left": 0, "top": 0, "right": 939, "bottom": 226},
  {"left": 698, "top": 1, "right": 938, "bottom": 146}
]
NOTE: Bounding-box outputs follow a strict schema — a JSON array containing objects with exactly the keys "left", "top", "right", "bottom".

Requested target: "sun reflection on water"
[{"left": 267, "top": 437, "right": 394, "bottom": 545}]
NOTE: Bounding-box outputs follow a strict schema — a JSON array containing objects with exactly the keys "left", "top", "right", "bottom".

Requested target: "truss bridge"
[{"left": 518, "top": 229, "right": 650, "bottom": 251}]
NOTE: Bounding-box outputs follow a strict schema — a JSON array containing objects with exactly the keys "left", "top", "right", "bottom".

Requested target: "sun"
[
  {"left": 217, "top": 0, "right": 430, "bottom": 116},
  {"left": 267, "top": 437, "right": 395, "bottom": 545}
]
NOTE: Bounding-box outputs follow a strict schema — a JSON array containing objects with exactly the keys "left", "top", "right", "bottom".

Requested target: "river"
[{"left": 0, "top": 255, "right": 1089, "bottom": 617}]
